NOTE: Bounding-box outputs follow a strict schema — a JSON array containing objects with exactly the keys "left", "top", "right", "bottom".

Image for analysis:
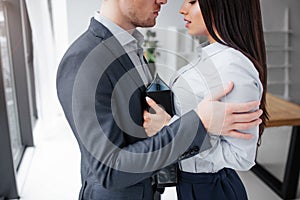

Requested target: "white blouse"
[{"left": 170, "top": 42, "right": 263, "bottom": 173}]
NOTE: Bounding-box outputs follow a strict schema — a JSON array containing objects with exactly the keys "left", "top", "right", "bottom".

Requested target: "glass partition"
[{"left": 0, "top": 5, "right": 24, "bottom": 170}]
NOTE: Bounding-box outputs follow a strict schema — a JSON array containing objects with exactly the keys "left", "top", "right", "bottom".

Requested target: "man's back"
[{"left": 56, "top": 18, "right": 157, "bottom": 199}]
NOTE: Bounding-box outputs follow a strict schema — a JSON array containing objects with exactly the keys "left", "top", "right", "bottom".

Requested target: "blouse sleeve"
[{"left": 200, "top": 56, "right": 263, "bottom": 171}]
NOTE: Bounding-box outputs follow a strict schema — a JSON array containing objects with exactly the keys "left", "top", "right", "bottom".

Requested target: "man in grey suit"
[{"left": 56, "top": 0, "right": 263, "bottom": 199}]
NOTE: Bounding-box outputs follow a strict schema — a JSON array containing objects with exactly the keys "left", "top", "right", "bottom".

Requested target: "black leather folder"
[
  {"left": 145, "top": 74, "right": 175, "bottom": 116},
  {"left": 145, "top": 74, "right": 177, "bottom": 188}
]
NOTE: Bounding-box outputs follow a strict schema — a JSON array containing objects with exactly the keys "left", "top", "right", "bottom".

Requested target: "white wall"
[
  {"left": 155, "top": 1, "right": 185, "bottom": 28},
  {"left": 66, "top": 0, "right": 102, "bottom": 44},
  {"left": 261, "top": 0, "right": 300, "bottom": 103},
  {"left": 25, "top": 0, "right": 58, "bottom": 124},
  {"left": 52, "top": 0, "right": 69, "bottom": 64}
]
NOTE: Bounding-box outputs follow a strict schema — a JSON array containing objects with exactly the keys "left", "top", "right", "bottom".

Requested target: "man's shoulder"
[{"left": 63, "top": 19, "right": 116, "bottom": 60}]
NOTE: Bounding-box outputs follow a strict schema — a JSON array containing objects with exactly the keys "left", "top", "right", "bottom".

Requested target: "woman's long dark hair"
[{"left": 198, "top": 0, "right": 268, "bottom": 142}]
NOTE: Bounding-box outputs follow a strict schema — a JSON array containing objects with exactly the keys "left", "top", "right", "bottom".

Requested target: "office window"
[
  {"left": 0, "top": 0, "right": 35, "bottom": 198},
  {"left": 0, "top": 5, "right": 24, "bottom": 168},
  {"left": 21, "top": 0, "right": 38, "bottom": 125}
]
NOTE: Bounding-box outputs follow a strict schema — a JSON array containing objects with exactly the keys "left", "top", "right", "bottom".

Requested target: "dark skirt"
[{"left": 176, "top": 168, "right": 248, "bottom": 200}]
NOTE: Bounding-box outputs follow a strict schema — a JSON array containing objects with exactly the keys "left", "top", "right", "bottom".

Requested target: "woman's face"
[{"left": 179, "top": 0, "right": 209, "bottom": 37}]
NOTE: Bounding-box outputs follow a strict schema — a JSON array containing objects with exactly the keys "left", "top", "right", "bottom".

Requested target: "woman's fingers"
[
  {"left": 146, "top": 96, "right": 165, "bottom": 114},
  {"left": 143, "top": 99, "right": 171, "bottom": 137}
]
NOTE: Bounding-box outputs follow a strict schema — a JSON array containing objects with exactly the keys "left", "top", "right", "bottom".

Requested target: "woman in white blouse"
[{"left": 143, "top": 0, "right": 268, "bottom": 199}]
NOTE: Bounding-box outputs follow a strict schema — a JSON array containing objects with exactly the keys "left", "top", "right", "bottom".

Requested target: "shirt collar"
[
  {"left": 198, "top": 41, "right": 229, "bottom": 59},
  {"left": 94, "top": 11, "right": 144, "bottom": 48}
]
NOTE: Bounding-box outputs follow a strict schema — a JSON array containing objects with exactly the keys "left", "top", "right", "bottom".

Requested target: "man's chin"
[{"left": 136, "top": 20, "right": 156, "bottom": 28}]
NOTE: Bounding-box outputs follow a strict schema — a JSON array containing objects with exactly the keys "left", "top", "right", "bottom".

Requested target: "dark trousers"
[{"left": 176, "top": 168, "right": 248, "bottom": 200}]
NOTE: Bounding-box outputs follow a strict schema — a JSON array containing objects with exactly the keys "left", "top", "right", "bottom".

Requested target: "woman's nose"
[{"left": 179, "top": 5, "right": 187, "bottom": 15}]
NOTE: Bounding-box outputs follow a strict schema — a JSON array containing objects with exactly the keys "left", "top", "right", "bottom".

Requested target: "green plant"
[{"left": 143, "top": 30, "right": 160, "bottom": 63}]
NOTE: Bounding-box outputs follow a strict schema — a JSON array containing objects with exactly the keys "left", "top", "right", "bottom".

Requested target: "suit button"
[{"left": 191, "top": 146, "right": 199, "bottom": 154}]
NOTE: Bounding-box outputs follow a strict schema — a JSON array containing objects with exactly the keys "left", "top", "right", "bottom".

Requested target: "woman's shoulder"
[
  {"left": 212, "top": 45, "right": 263, "bottom": 102},
  {"left": 211, "top": 44, "right": 259, "bottom": 78}
]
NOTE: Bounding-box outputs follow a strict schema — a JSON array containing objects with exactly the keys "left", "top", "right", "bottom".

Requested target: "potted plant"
[{"left": 143, "top": 30, "right": 160, "bottom": 75}]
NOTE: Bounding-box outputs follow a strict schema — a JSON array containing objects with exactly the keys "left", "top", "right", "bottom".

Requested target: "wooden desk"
[{"left": 251, "top": 93, "right": 300, "bottom": 199}]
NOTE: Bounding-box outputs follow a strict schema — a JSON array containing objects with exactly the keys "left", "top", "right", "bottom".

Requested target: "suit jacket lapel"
[
  {"left": 104, "top": 37, "right": 146, "bottom": 92},
  {"left": 89, "top": 18, "right": 146, "bottom": 92}
]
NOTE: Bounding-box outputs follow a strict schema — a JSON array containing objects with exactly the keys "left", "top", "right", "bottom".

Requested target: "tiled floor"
[{"left": 17, "top": 114, "right": 300, "bottom": 200}]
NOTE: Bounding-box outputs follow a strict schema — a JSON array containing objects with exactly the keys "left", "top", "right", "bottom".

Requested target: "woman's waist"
[
  {"left": 179, "top": 154, "right": 221, "bottom": 173},
  {"left": 178, "top": 168, "right": 236, "bottom": 184}
]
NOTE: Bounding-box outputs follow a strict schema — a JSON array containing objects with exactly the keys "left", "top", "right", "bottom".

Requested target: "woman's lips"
[{"left": 184, "top": 19, "right": 191, "bottom": 28}]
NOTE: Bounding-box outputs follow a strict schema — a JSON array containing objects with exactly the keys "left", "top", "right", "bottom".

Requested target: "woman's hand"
[{"left": 143, "top": 97, "right": 171, "bottom": 137}]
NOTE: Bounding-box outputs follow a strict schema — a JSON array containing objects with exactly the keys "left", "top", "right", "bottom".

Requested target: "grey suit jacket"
[{"left": 56, "top": 18, "right": 208, "bottom": 200}]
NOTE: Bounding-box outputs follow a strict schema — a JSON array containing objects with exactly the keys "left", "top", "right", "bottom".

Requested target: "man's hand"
[{"left": 195, "top": 82, "right": 262, "bottom": 139}]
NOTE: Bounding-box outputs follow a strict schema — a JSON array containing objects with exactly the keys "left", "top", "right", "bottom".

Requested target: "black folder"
[
  {"left": 145, "top": 74, "right": 175, "bottom": 116},
  {"left": 145, "top": 74, "right": 177, "bottom": 188}
]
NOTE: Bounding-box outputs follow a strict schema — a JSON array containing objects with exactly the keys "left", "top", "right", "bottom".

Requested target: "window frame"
[{"left": 0, "top": 0, "right": 35, "bottom": 198}]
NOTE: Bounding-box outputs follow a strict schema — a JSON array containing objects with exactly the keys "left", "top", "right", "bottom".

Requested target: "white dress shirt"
[
  {"left": 94, "top": 12, "right": 152, "bottom": 85},
  {"left": 170, "top": 42, "right": 263, "bottom": 173}
]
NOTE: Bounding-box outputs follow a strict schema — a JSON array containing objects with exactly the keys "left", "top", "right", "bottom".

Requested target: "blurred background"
[{"left": 0, "top": 0, "right": 300, "bottom": 199}]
